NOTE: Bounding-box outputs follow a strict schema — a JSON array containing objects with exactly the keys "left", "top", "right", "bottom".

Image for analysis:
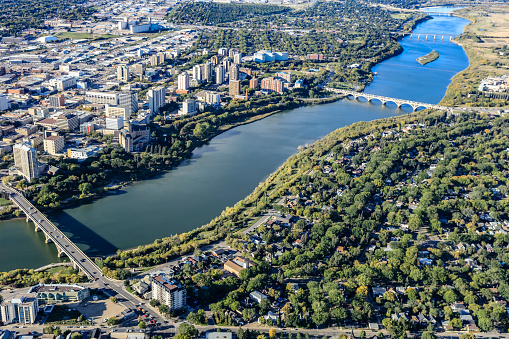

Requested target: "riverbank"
[{"left": 440, "top": 4, "right": 509, "bottom": 107}]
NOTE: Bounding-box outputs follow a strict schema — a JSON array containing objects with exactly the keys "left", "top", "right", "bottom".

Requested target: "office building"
[
  {"left": 148, "top": 86, "right": 166, "bottom": 115},
  {"left": 49, "top": 75, "right": 76, "bottom": 91},
  {"left": 85, "top": 91, "right": 138, "bottom": 114},
  {"left": 117, "top": 66, "right": 130, "bottom": 82},
  {"left": 118, "top": 92, "right": 138, "bottom": 114},
  {"left": 28, "top": 107, "right": 49, "bottom": 118},
  {"left": 150, "top": 274, "right": 186, "bottom": 311},
  {"left": 43, "top": 135, "right": 65, "bottom": 155},
  {"left": 178, "top": 99, "right": 197, "bottom": 116},
  {"left": 106, "top": 105, "right": 131, "bottom": 121},
  {"left": 55, "top": 113, "right": 79, "bottom": 131},
  {"left": 106, "top": 117, "right": 124, "bottom": 130},
  {"left": 177, "top": 72, "right": 190, "bottom": 91},
  {"left": 229, "top": 80, "right": 241, "bottom": 97},
  {"left": 13, "top": 143, "right": 39, "bottom": 181},
  {"left": 0, "top": 293, "right": 38, "bottom": 325},
  {"left": 80, "top": 122, "right": 95, "bottom": 134},
  {"left": 215, "top": 65, "right": 225, "bottom": 85},
  {"left": 0, "top": 94, "right": 10, "bottom": 111},
  {"left": 29, "top": 284, "right": 90, "bottom": 303},
  {"left": 49, "top": 94, "right": 65, "bottom": 108},
  {"left": 229, "top": 63, "right": 239, "bottom": 81}
]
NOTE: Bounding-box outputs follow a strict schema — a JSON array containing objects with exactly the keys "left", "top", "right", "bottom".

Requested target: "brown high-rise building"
[
  {"left": 229, "top": 80, "right": 241, "bottom": 97},
  {"left": 249, "top": 78, "right": 258, "bottom": 90}
]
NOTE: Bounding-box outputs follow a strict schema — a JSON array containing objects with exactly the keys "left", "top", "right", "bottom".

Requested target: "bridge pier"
[
  {"left": 425, "top": 35, "right": 428, "bottom": 41},
  {"left": 56, "top": 246, "right": 67, "bottom": 258},
  {"left": 44, "top": 232, "right": 53, "bottom": 244}
]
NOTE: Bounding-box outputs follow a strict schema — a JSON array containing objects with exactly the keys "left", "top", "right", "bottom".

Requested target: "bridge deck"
[{"left": 4, "top": 186, "right": 101, "bottom": 279}]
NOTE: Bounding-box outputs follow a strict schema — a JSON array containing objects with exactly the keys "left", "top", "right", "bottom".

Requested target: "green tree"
[
  {"left": 138, "top": 321, "right": 147, "bottom": 329},
  {"left": 107, "top": 318, "right": 119, "bottom": 326}
]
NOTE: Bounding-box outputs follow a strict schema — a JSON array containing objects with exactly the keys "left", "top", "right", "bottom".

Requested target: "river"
[{"left": 0, "top": 13, "right": 470, "bottom": 272}]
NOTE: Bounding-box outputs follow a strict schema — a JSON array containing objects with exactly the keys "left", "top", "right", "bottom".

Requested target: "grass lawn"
[
  {"left": 46, "top": 305, "right": 84, "bottom": 325},
  {"left": 44, "top": 265, "right": 74, "bottom": 275},
  {"left": 0, "top": 198, "right": 12, "bottom": 206}
]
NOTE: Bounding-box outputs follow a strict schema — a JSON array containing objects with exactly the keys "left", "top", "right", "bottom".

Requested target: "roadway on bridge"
[{"left": 1, "top": 183, "right": 167, "bottom": 325}]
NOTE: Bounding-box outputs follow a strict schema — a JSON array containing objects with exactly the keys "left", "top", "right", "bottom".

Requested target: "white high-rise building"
[
  {"left": 178, "top": 99, "right": 197, "bottom": 116},
  {"left": 148, "top": 86, "right": 166, "bottom": 115},
  {"left": 215, "top": 65, "right": 225, "bottom": 85},
  {"left": 13, "top": 142, "right": 39, "bottom": 181},
  {"left": 150, "top": 274, "right": 186, "bottom": 311},
  {"left": 192, "top": 65, "right": 203, "bottom": 81},
  {"left": 223, "top": 58, "right": 231, "bottom": 73},
  {"left": 218, "top": 48, "right": 227, "bottom": 57},
  {"left": 233, "top": 53, "right": 243, "bottom": 64},
  {"left": 177, "top": 72, "right": 190, "bottom": 91},
  {"left": 1, "top": 293, "right": 39, "bottom": 325}
]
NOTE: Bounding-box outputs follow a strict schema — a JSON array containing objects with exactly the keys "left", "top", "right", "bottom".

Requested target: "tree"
[
  {"left": 110, "top": 297, "right": 117, "bottom": 303},
  {"left": 269, "top": 329, "right": 277, "bottom": 338},
  {"left": 450, "top": 318, "right": 463, "bottom": 329},
  {"left": 238, "top": 328, "right": 245, "bottom": 339},
  {"left": 159, "top": 304, "right": 170, "bottom": 314},
  {"left": 360, "top": 331, "right": 366, "bottom": 339},
  {"left": 443, "top": 290, "right": 457, "bottom": 303},
  {"left": 78, "top": 182, "right": 93, "bottom": 196},
  {"left": 150, "top": 299, "right": 158, "bottom": 307},
  {"left": 179, "top": 323, "right": 197, "bottom": 337},
  {"left": 71, "top": 333, "right": 82, "bottom": 339},
  {"left": 107, "top": 318, "right": 119, "bottom": 326},
  {"left": 421, "top": 332, "right": 436, "bottom": 339},
  {"left": 459, "top": 334, "right": 475, "bottom": 339},
  {"left": 138, "top": 321, "right": 147, "bottom": 329}
]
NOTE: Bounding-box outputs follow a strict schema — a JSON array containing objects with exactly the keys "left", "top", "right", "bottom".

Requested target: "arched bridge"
[
  {"left": 3, "top": 186, "right": 100, "bottom": 279},
  {"left": 326, "top": 88, "right": 448, "bottom": 111}
]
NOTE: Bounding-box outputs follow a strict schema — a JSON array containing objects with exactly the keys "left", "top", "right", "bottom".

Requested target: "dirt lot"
[{"left": 71, "top": 299, "right": 126, "bottom": 323}]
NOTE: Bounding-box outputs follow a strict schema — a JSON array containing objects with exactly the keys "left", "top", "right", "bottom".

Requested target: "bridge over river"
[
  {"left": 325, "top": 88, "right": 449, "bottom": 111},
  {"left": 2, "top": 185, "right": 101, "bottom": 279}
]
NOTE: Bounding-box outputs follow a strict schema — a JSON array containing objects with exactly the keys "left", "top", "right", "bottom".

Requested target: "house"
[
  {"left": 224, "top": 257, "right": 255, "bottom": 277},
  {"left": 132, "top": 281, "right": 150, "bottom": 295},
  {"left": 250, "top": 291, "right": 268, "bottom": 304},
  {"left": 372, "top": 286, "right": 387, "bottom": 297}
]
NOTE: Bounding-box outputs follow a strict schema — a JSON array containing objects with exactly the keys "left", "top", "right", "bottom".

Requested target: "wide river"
[{"left": 0, "top": 13, "right": 470, "bottom": 271}]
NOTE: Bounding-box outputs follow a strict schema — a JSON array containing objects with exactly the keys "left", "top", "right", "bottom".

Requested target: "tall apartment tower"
[
  {"left": 233, "top": 53, "right": 243, "bottom": 64},
  {"left": 222, "top": 58, "right": 231, "bottom": 74},
  {"left": 215, "top": 65, "right": 225, "bottom": 85},
  {"left": 192, "top": 65, "right": 203, "bottom": 81},
  {"left": 178, "top": 72, "right": 190, "bottom": 91},
  {"left": 230, "top": 63, "right": 240, "bottom": 81},
  {"left": 13, "top": 143, "right": 39, "bottom": 181},
  {"left": 203, "top": 62, "right": 213, "bottom": 81},
  {"left": 229, "top": 80, "right": 241, "bottom": 97},
  {"left": 148, "top": 86, "right": 166, "bottom": 115},
  {"left": 117, "top": 66, "right": 130, "bottom": 82}
]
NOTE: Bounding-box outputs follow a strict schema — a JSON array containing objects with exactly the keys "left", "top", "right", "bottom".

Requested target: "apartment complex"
[
  {"left": 13, "top": 142, "right": 39, "bottom": 181},
  {"left": 148, "top": 86, "right": 166, "bottom": 115},
  {"left": 43, "top": 135, "right": 65, "bottom": 155},
  {"left": 0, "top": 293, "right": 39, "bottom": 325},
  {"left": 150, "top": 274, "right": 186, "bottom": 311}
]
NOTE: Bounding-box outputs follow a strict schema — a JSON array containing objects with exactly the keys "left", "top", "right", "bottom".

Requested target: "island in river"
[{"left": 417, "top": 50, "right": 439, "bottom": 65}]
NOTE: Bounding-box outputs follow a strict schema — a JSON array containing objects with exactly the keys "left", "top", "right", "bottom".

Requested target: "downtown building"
[
  {"left": 13, "top": 142, "right": 39, "bottom": 181},
  {"left": 147, "top": 86, "right": 166, "bottom": 115},
  {"left": 150, "top": 274, "right": 187, "bottom": 311},
  {"left": 85, "top": 91, "right": 138, "bottom": 113}
]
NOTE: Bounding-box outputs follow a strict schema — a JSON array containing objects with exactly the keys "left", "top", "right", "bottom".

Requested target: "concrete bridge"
[
  {"left": 391, "top": 32, "right": 457, "bottom": 42},
  {"left": 3, "top": 186, "right": 101, "bottom": 279},
  {"left": 325, "top": 88, "right": 448, "bottom": 111}
]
